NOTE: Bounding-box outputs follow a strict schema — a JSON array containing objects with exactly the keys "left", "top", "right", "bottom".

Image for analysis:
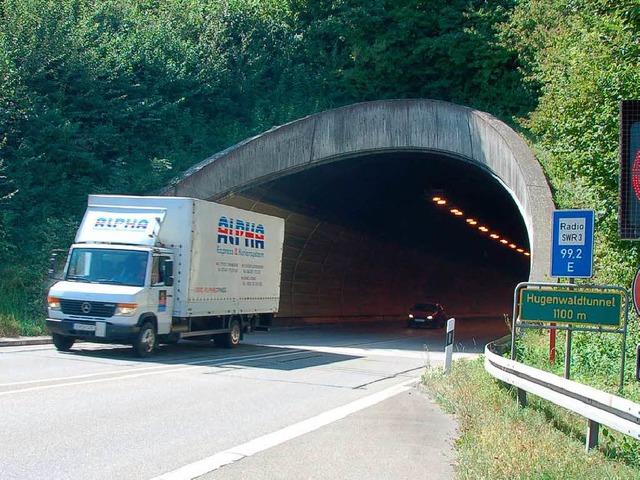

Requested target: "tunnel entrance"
[
  {"left": 222, "top": 151, "right": 530, "bottom": 323},
  {"left": 244, "top": 152, "right": 529, "bottom": 264},
  {"left": 163, "top": 99, "right": 554, "bottom": 325}
]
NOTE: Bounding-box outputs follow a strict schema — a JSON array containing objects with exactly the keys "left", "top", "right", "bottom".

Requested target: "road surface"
[{"left": 0, "top": 319, "right": 506, "bottom": 479}]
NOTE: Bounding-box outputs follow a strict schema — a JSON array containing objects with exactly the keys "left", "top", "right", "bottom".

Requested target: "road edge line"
[{"left": 150, "top": 377, "right": 419, "bottom": 480}]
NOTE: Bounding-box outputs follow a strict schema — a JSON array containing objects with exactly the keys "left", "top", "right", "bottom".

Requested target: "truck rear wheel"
[
  {"left": 52, "top": 333, "right": 75, "bottom": 352},
  {"left": 134, "top": 321, "right": 157, "bottom": 358},
  {"left": 220, "top": 318, "right": 241, "bottom": 348}
]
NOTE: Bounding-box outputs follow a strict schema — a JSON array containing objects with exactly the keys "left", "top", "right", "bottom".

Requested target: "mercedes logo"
[{"left": 81, "top": 302, "right": 92, "bottom": 314}]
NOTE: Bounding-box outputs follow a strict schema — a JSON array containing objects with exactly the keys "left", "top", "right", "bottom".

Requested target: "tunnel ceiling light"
[{"left": 430, "top": 194, "right": 530, "bottom": 257}]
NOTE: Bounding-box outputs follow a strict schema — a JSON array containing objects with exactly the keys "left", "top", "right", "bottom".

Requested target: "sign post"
[{"left": 550, "top": 210, "right": 595, "bottom": 370}]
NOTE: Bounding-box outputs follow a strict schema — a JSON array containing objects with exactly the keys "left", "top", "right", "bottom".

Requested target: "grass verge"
[
  {"left": 422, "top": 357, "right": 640, "bottom": 479},
  {"left": 0, "top": 287, "right": 47, "bottom": 337}
]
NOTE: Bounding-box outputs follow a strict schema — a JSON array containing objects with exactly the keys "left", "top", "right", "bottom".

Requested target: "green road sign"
[{"left": 519, "top": 288, "right": 622, "bottom": 326}]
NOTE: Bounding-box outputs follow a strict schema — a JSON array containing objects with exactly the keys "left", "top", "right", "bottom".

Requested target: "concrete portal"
[{"left": 163, "top": 99, "right": 554, "bottom": 323}]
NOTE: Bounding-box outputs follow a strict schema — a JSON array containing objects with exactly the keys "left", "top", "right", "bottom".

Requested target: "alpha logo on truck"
[
  {"left": 93, "top": 217, "right": 150, "bottom": 231},
  {"left": 217, "top": 216, "right": 265, "bottom": 249}
]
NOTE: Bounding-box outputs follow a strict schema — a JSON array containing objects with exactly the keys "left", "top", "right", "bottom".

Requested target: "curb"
[{"left": 0, "top": 336, "right": 52, "bottom": 347}]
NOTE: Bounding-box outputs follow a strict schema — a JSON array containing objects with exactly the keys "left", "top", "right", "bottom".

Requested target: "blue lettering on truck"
[
  {"left": 94, "top": 217, "right": 150, "bottom": 231},
  {"left": 217, "top": 216, "right": 265, "bottom": 249}
]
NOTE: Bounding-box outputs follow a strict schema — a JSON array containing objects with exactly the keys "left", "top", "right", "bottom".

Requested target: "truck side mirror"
[
  {"left": 163, "top": 260, "right": 174, "bottom": 287},
  {"left": 48, "top": 253, "right": 58, "bottom": 279},
  {"left": 48, "top": 249, "right": 67, "bottom": 280}
]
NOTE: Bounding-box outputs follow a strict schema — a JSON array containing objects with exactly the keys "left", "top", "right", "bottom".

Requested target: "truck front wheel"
[
  {"left": 134, "top": 321, "right": 157, "bottom": 358},
  {"left": 52, "top": 333, "right": 75, "bottom": 352}
]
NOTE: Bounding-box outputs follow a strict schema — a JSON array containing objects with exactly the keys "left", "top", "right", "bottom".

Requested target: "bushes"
[{"left": 0, "top": 264, "right": 48, "bottom": 337}]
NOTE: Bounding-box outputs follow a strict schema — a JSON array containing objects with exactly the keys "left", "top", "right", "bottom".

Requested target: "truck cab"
[{"left": 47, "top": 244, "right": 175, "bottom": 356}]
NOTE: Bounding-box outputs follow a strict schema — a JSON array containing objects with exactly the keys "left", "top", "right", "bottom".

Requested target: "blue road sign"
[{"left": 551, "top": 210, "right": 594, "bottom": 278}]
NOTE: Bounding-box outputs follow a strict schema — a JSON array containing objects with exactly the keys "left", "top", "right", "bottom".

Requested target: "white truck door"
[{"left": 150, "top": 255, "right": 174, "bottom": 335}]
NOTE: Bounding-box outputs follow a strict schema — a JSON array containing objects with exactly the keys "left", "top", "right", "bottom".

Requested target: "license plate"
[
  {"left": 73, "top": 323, "right": 96, "bottom": 332},
  {"left": 95, "top": 322, "right": 106, "bottom": 337},
  {"left": 414, "top": 318, "right": 425, "bottom": 323}
]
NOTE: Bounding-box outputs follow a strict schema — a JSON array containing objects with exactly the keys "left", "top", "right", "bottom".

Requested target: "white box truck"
[{"left": 46, "top": 195, "right": 285, "bottom": 357}]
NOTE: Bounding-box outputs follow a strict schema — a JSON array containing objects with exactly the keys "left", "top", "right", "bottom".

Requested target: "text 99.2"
[{"left": 560, "top": 248, "right": 582, "bottom": 259}]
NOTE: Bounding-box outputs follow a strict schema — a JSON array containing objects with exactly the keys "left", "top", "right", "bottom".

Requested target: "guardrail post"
[
  {"left": 517, "top": 388, "right": 527, "bottom": 408},
  {"left": 586, "top": 420, "right": 599, "bottom": 451}
]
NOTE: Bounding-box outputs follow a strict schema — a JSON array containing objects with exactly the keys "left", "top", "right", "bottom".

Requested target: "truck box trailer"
[{"left": 46, "top": 195, "right": 285, "bottom": 357}]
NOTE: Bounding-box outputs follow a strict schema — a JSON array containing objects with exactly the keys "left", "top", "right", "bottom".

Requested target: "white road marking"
[
  {"left": 150, "top": 377, "right": 419, "bottom": 480},
  {"left": 0, "top": 350, "right": 305, "bottom": 395},
  {"left": 263, "top": 343, "right": 481, "bottom": 361},
  {"left": 0, "top": 341, "right": 477, "bottom": 396}
]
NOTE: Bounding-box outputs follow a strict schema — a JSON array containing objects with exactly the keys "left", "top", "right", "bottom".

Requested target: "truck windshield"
[{"left": 66, "top": 248, "right": 148, "bottom": 287}]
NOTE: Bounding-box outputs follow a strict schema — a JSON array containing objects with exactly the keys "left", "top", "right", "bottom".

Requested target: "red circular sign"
[
  {"left": 633, "top": 266, "right": 640, "bottom": 316},
  {"left": 633, "top": 150, "right": 640, "bottom": 200}
]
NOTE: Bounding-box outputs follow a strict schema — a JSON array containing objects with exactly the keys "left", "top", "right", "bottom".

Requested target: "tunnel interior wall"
[{"left": 225, "top": 196, "right": 523, "bottom": 325}]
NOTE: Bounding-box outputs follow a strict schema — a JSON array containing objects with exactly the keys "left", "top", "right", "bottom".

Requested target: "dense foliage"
[
  {"left": 289, "top": 0, "right": 535, "bottom": 119},
  {"left": 505, "top": 0, "right": 640, "bottom": 286},
  {"left": 0, "top": 0, "right": 529, "bottom": 333}
]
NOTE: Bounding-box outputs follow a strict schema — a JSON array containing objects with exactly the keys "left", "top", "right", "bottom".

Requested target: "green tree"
[
  {"left": 289, "top": 0, "right": 534, "bottom": 120},
  {"left": 0, "top": 0, "right": 313, "bottom": 332}
]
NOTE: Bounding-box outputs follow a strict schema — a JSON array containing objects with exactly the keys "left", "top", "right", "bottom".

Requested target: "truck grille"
[{"left": 60, "top": 299, "right": 116, "bottom": 318}]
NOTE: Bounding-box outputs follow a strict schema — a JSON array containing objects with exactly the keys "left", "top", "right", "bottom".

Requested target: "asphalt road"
[{"left": 0, "top": 319, "right": 507, "bottom": 479}]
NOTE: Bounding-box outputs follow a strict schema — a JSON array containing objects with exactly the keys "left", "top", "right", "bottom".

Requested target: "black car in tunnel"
[{"left": 407, "top": 303, "right": 446, "bottom": 329}]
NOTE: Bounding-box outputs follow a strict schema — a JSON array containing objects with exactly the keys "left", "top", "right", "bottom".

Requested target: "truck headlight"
[
  {"left": 115, "top": 303, "right": 138, "bottom": 316},
  {"left": 48, "top": 297, "right": 61, "bottom": 311}
]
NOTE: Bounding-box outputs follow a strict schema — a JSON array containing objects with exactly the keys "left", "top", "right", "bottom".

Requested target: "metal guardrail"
[{"left": 484, "top": 342, "right": 640, "bottom": 451}]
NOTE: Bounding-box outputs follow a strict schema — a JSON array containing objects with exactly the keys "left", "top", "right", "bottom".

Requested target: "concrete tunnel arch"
[{"left": 162, "top": 99, "right": 555, "bottom": 322}]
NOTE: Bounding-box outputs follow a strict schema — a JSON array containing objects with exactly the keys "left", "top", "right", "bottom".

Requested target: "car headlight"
[
  {"left": 408, "top": 314, "right": 414, "bottom": 319},
  {"left": 427, "top": 315, "right": 433, "bottom": 320},
  {"left": 115, "top": 303, "right": 138, "bottom": 316},
  {"left": 48, "top": 296, "right": 61, "bottom": 311}
]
